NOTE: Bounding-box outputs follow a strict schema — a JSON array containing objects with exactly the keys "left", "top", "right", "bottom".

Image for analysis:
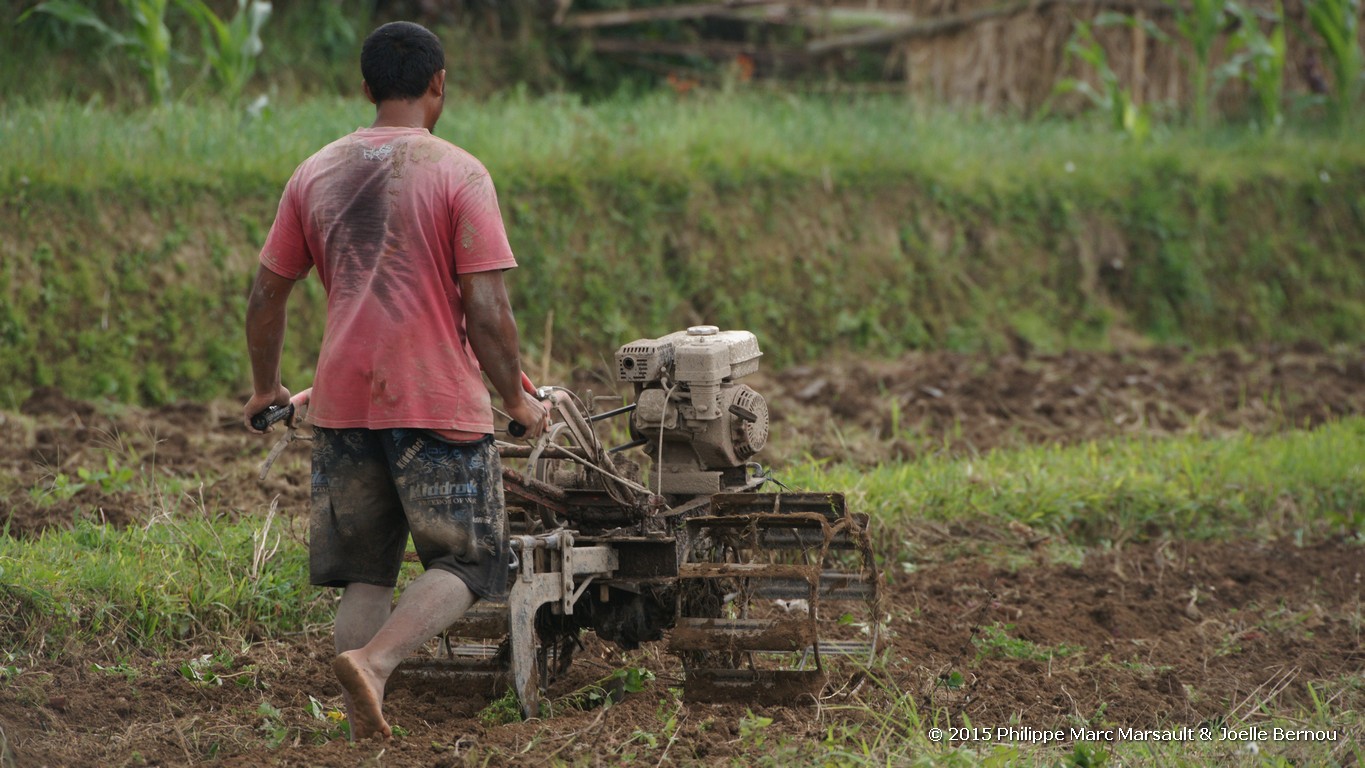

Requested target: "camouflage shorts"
[{"left": 309, "top": 427, "right": 509, "bottom": 601}]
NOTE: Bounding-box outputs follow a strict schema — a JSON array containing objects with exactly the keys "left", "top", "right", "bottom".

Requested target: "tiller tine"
[{"left": 673, "top": 492, "right": 881, "bottom": 705}]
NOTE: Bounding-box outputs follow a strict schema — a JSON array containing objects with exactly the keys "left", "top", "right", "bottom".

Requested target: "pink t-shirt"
[{"left": 259, "top": 126, "right": 517, "bottom": 435}]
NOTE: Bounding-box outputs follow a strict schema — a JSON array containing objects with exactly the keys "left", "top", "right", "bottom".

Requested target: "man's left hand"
[{"left": 244, "top": 385, "right": 293, "bottom": 433}]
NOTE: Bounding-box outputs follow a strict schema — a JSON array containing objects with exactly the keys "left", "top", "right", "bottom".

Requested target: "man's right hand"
[{"left": 505, "top": 391, "right": 550, "bottom": 439}]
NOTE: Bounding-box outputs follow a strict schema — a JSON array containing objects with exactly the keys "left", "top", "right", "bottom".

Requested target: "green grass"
[
  {"left": 779, "top": 417, "right": 1365, "bottom": 547},
  {"left": 0, "top": 509, "right": 325, "bottom": 657},
  {"left": 3, "top": 93, "right": 1363, "bottom": 196}
]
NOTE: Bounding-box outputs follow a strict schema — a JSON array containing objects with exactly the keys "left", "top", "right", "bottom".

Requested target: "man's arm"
[
  {"left": 243, "top": 265, "right": 297, "bottom": 431},
  {"left": 459, "top": 269, "right": 548, "bottom": 438}
]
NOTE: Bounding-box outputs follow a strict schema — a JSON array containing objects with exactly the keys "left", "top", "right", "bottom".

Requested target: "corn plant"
[
  {"left": 1169, "top": 0, "right": 1234, "bottom": 127},
  {"left": 1306, "top": 0, "right": 1362, "bottom": 126},
  {"left": 1052, "top": 15, "right": 1156, "bottom": 143},
  {"left": 176, "top": 0, "right": 272, "bottom": 105},
  {"left": 1219, "top": 1, "right": 1286, "bottom": 132},
  {"left": 20, "top": 0, "right": 174, "bottom": 105}
]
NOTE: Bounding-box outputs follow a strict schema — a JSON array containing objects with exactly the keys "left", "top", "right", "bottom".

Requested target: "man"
[{"left": 243, "top": 20, "right": 548, "bottom": 741}]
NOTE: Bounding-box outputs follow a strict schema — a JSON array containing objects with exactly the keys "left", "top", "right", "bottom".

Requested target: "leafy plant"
[
  {"left": 554, "top": 666, "right": 654, "bottom": 714},
  {"left": 78, "top": 454, "right": 137, "bottom": 494},
  {"left": 305, "top": 693, "right": 350, "bottom": 742},
  {"left": 177, "top": 0, "right": 272, "bottom": 105},
  {"left": 179, "top": 652, "right": 223, "bottom": 685},
  {"left": 972, "top": 623, "right": 1084, "bottom": 662},
  {"left": 938, "top": 669, "right": 966, "bottom": 690},
  {"left": 0, "top": 653, "right": 22, "bottom": 682},
  {"left": 1068, "top": 741, "right": 1114, "bottom": 767},
  {"left": 476, "top": 688, "right": 523, "bottom": 726},
  {"left": 1052, "top": 16, "right": 1156, "bottom": 142},
  {"left": 739, "top": 710, "right": 774, "bottom": 748},
  {"left": 1306, "top": 0, "right": 1362, "bottom": 126},
  {"left": 1169, "top": 0, "right": 1234, "bottom": 127},
  {"left": 29, "top": 472, "right": 85, "bottom": 506},
  {"left": 92, "top": 659, "right": 139, "bottom": 680},
  {"left": 257, "top": 700, "right": 289, "bottom": 748},
  {"left": 20, "top": 0, "right": 175, "bottom": 105},
  {"left": 1220, "top": 1, "right": 1286, "bottom": 132}
]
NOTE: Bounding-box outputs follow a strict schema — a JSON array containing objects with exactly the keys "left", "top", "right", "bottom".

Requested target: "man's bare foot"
[{"left": 333, "top": 651, "right": 391, "bottom": 740}]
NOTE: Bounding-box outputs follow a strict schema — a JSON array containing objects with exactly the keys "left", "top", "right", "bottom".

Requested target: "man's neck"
[{"left": 370, "top": 100, "right": 430, "bottom": 130}]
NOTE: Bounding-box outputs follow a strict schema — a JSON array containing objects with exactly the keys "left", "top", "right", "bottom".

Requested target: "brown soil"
[
  {"left": 3, "top": 345, "right": 1363, "bottom": 765},
  {"left": 4, "top": 388, "right": 308, "bottom": 539},
  {"left": 3, "top": 537, "right": 1360, "bottom": 766},
  {"left": 752, "top": 342, "right": 1365, "bottom": 465}
]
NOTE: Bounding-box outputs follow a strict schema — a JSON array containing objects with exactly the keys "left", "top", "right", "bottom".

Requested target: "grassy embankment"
[{"left": 2, "top": 94, "right": 1365, "bottom": 406}]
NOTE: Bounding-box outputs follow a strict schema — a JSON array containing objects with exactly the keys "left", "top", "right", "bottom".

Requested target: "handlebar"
[
  {"left": 249, "top": 389, "right": 312, "bottom": 432},
  {"left": 250, "top": 404, "right": 294, "bottom": 432},
  {"left": 508, "top": 371, "right": 543, "bottom": 438}
]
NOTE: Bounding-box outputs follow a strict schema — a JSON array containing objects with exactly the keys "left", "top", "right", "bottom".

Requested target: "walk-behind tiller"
[{"left": 261, "top": 326, "right": 881, "bottom": 718}]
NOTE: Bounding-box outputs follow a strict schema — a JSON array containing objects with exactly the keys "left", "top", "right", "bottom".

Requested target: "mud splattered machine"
[{"left": 265, "top": 327, "right": 880, "bottom": 718}]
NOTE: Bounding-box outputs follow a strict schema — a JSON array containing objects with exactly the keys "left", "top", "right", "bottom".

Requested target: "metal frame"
[{"left": 506, "top": 530, "right": 619, "bottom": 719}]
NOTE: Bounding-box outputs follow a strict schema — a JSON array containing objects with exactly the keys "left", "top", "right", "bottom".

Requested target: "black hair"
[{"left": 360, "top": 21, "right": 445, "bottom": 103}]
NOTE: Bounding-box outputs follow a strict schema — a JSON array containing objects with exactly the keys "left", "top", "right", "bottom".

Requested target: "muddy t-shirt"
[{"left": 259, "top": 126, "right": 517, "bottom": 434}]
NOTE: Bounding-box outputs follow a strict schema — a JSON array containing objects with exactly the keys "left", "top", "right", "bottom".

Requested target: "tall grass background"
[{"left": 4, "top": 93, "right": 1364, "bottom": 195}]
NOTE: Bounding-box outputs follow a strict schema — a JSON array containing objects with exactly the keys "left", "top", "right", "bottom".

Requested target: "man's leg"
[
  {"left": 307, "top": 427, "right": 411, "bottom": 740},
  {"left": 333, "top": 582, "right": 392, "bottom": 734},
  {"left": 333, "top": 569, "right": 477, "bottom": 740},
  {"left": 335, "top": 583, "right": 393, "bottom": 653}
]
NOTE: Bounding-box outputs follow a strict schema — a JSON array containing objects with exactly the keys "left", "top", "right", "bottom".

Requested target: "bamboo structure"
[{"left": 550, "top": 0, "right": 1356, "bottom": 112}]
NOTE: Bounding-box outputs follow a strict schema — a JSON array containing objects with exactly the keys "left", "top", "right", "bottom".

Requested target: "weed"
[
  {"left": 779, "top": 419, "right": 1365, "bottom": 545},
  {"left": 0, "top": 512, "right": 321, "bottom": 655},
  {"left": 1067, "top": 741, "right": 1114, "bottom": 766},
  {"left": 553, "top": 666, "right": 654, "bottom": 713},
  {"left": 0, "top": 653, "right": 21, "bottom": 682},
  {"left": 92, "top": 659, "right": 139, "bottom": 680},
  {"left": 78, "top": 454, "right": 137, "bottom": 494},
  {"left": 29, "top": 472, "right": 85, "bottom": 506},
  {"left": 257, "top": 700, "right": 288, "bottom": 748},
  {"left": 972, "top": 623, "right": 1084, "bottom": 662},
  {"left": 739, "top": 710, "right": 774, "bottom": 749},
  {"left": 938, "top": 669, "right": 966, "bottom": 690},
  {"left": 476, "top": 688, "right": 522, "bottom": 727},
  {"left": 305, "top": 694, "right": 350, "bottom": 742}
]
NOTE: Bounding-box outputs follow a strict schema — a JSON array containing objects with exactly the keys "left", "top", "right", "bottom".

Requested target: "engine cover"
[{"left": 632, "top": 383, "right": 769, "bottom": 469}]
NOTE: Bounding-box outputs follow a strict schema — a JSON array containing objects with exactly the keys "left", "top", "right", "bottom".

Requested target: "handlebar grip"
[
  {"left": 508, "top": 420, "right": 527, "bottom": 438},
  {"left": 251, "top": 404, "right": 294, "bottom": 432}
]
